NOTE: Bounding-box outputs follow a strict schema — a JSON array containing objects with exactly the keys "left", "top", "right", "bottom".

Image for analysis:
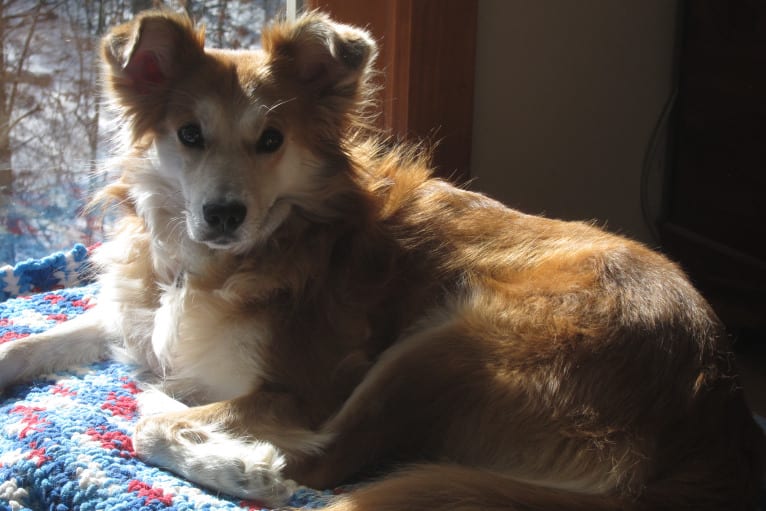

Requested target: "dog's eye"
[
  {"left": 255, "top": 128, "right": 283, "bottom": 154},
  {"left": 177, "top": 124, "right": 204, "bottom": 149}
]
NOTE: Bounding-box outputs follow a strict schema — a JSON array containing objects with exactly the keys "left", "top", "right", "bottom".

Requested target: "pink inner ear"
[{"left": 126, "top": 50, "right": 165, "bottom": 92}]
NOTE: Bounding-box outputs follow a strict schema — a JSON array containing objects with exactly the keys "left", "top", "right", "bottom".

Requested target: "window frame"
[{"left": 306, "top": 0, "right": 478, "bottom": 182}]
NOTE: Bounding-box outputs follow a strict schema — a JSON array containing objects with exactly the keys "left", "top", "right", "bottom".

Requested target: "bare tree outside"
[{"left": 0, "top": 0, "right": 285, "bottom": 265}]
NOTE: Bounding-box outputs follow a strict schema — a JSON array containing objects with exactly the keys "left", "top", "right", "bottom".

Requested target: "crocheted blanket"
[
  {"left": 0, "top": 248, "right": 337, "bottom": 510},
  {"left": 0, "top": 245, "right": 91, "bottom": 302}
]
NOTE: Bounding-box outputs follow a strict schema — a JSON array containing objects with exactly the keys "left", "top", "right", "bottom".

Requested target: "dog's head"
[{"left": 102, "top": 11, "right": 377, "bottom": 253}]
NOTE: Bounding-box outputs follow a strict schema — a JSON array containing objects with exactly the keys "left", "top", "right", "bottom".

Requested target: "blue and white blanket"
[{"left": 0, "top": 246, "right": 336, "bottom": 510}]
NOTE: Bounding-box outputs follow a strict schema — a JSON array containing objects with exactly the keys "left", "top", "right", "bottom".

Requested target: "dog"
[{"left": 0, "top": 10, "right": 763, "bottom": 510}]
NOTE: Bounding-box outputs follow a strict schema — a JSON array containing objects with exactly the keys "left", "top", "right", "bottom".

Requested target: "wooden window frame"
[{"left": 307, "top": 0, "right": 478, "bottom": 182}]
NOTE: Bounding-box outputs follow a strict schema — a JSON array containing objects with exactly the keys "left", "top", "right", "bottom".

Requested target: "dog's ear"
[
  {"left": 263, "top": 12, "right": 377, "bottom": 100},
  {"left": 101, "top": 11, "right": 205, "bottom": 133}
]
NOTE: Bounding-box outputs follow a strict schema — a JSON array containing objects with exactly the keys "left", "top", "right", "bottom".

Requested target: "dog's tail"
[
  {"left": 321, "top": 456, "right": 763, "bottom": 511},
  {"left": 322, "top": 464, "right": 621, "bottom": 511}
]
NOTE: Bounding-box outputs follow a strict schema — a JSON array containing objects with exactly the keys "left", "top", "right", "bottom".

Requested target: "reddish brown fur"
[{"left": 96, "top": 11, "right": 764, "bottom": 510}]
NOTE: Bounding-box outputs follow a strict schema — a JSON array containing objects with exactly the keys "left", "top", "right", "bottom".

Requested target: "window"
[
  {"left": 0, "top": 0, "right": 287, "bottom": 265},
  {"left": 307, "top": 0, "right": 477, "bottom": 183},
  {"left": 0, "top": 0, "right": 476, "bottom": 266}
]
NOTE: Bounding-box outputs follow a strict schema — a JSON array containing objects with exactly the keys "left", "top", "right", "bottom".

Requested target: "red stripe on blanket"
[
  {"left": 101, "top": 391, "right": 138, "bottom": 419},
  {"left": 86, "top": 426, "right": 135, "bottom": 458},
  {"left": 127, "top": 480, "right": 174, "bottom": 506},
  {"left": 9, "top": 405, "right": 50, "bottom": 439},
  {"left": 1, "top": 331, "right": 28, "bottom": 344}
]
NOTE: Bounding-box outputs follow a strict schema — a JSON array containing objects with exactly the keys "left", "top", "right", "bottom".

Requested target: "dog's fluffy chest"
[{"left": 148, "top": 282, "right": 269, "bottom": 403}]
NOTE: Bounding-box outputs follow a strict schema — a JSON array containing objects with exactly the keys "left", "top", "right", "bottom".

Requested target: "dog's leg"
[
  {"left": 132, "top": 392, "right": 310, "bottom": 506},
  {"left": 284, "top": 317, "right": 489, "bottom": 488},
  {"left": 150, "top": 318, "right": 503, "bottom": 490},
  {"left": 133, "top": 318, "right": 497, "bottom": 501},
  {"left": 0, "top": 307, "right": 113, "bottom": 389}
]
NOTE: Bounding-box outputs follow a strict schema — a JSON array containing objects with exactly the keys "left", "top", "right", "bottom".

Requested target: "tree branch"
[
  {"left": 7, "top": 104, "right": 41, "bottom": 131},
  {"left": 7, "top": 1, "right": 43, "bottom": 117}
]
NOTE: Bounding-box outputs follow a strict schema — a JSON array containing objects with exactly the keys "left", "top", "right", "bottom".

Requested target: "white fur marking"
[
  {"left": 136, "top": 387, "right": 189, "bottom": 416},
  {"left": 133, "top": 416, "right": 295, "bottom": 505}
]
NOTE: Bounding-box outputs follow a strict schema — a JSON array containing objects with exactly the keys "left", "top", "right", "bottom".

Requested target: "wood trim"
[
  {"left": 384, "top": 0, "right": 412, "bottom": 135},
  {"left": 306, "top": 0, "right": 477, "bottom": 182}
]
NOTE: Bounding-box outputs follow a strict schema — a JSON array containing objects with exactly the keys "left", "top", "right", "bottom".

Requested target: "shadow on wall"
[{"left": 469, "top": 0, "right": 679, "bottom": 245}]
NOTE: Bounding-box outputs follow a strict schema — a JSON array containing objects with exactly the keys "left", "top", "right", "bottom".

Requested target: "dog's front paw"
[{"left": 133, "top": 415, "right": 295, "bottom": 506}]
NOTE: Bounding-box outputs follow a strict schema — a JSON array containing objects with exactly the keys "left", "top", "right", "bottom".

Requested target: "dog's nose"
[{"left": 202, "top": 201, "right": 247, "bottom": 234}]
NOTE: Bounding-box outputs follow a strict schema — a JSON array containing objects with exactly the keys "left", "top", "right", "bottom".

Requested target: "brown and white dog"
[{"left": 0, "top": 10, "right": 763, "bottom": 510}]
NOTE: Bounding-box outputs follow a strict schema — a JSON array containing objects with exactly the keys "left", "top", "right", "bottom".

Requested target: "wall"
[{"left": 470, "top": 0, "right": 679, "bottom": 244}]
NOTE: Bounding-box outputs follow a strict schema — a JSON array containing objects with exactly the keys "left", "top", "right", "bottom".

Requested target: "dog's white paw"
[
  {"left": 135, "top": 387, "right": 188, "bottom": 416},
  {"left": 133, "top": 416, "right": 295, "bottom": 506}
]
